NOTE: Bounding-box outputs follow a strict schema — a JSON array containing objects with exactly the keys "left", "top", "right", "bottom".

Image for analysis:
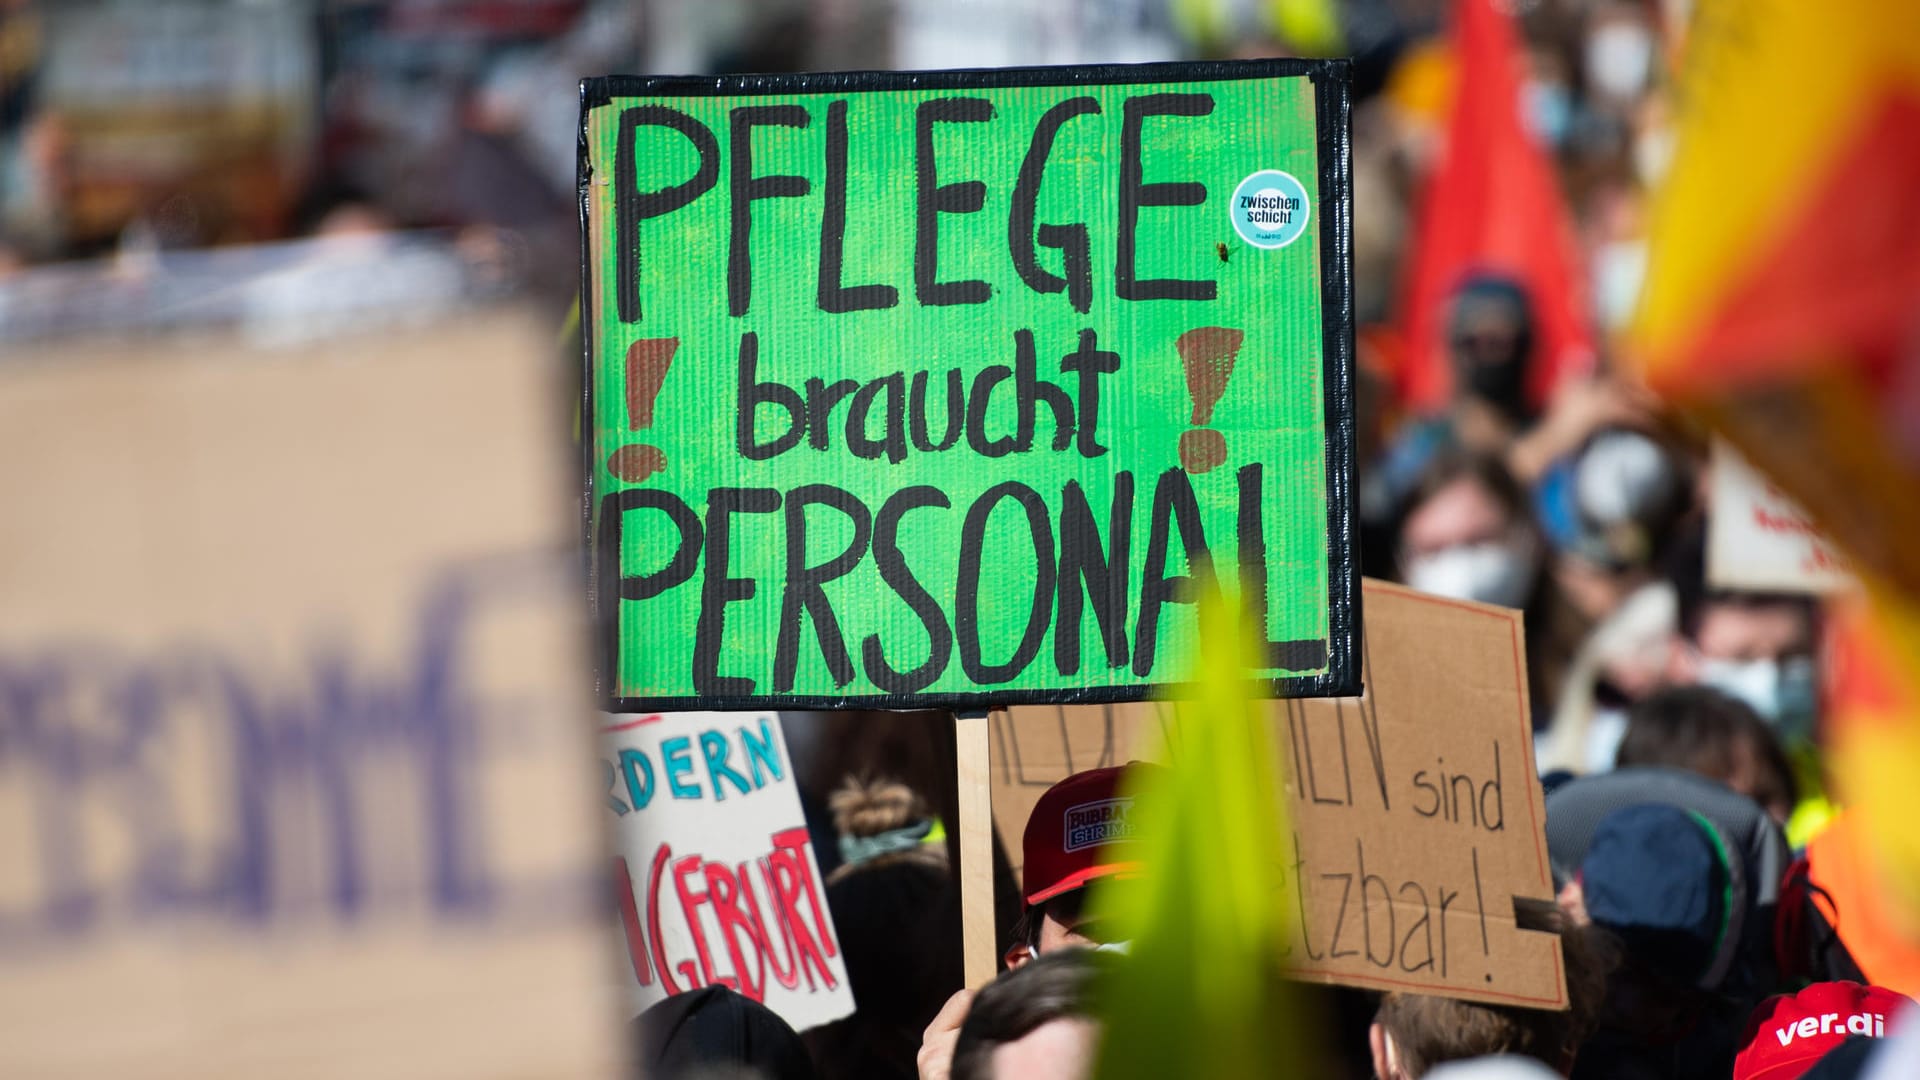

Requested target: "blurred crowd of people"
[
  {"left": 0, "top": 0, "right": 1658, "bottom": 298},
  {"left": 636, "top": 737, "right": 1916, "bottom": 1079},
  {"left": 6, "top": 2, "right": 1911, "bottom": 1078},
  {"left": 594, "top": 1, "right": 1912, "bottom": 1076}
]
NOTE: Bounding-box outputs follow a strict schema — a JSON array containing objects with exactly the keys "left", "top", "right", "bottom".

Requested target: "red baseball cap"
[
  {"left": 1021, "top": 764, "right": 1155, "bottom": 905},
  {"left": 1734, "top": 981, "right": 1911, "bottom": 1080}
]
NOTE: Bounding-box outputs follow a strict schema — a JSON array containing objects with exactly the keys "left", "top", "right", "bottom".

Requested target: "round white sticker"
[{"left": 1229, "top": 170, "right": 1311, "bottom": 249}]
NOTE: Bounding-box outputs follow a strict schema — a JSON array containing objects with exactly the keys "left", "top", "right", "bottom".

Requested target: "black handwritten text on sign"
[{"left": 579, "top": 61, "right": 1359, "bottom": 710}]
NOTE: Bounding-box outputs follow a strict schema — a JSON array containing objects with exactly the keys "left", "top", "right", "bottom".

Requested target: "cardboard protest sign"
[
  {"left": 578, "top": 60, "right": 1359, "bottom": 711},
  {"left": 603, "top": 711, "right": 854, "bottom": 1030},
  {"left": 994, "top": 579, "right": 1566, "bottom": 1008},
  {"left": 1708, "top": 440, "right": 1855, "bottom": 593},
  {"left": 0, "top": 310, "right": 622, "bottom": 1078}
]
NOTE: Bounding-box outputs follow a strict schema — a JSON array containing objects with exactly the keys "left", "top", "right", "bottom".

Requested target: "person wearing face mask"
[
  {"left": 1399, "top": 454, "right": 1541, "bottom": 607},
  {"left": 1366, "top": 277, "right": 1539, "bottom": 525},
  {"left": 1396, "top": 452, "right": 1591, "bottom": 724},
  {"left": 1445, "top": 277, "right": 1657, "bottom": 487},
  {"left": 1693, "top": 639, "right": 1820, "bottom": 741},
  {"left": 1447, "top": 278, "right": 1539, "bottom": 437},
  {"left": 917, "top": 765, "right": 1150, "bottom": 1080},
  {"left": 1669, "top": 556, "right": 1822, "bottom": 744},
  {"left": 1641, "top": 530, "right": 1836, "bottom": 848},
  {"left": 1535, "top": 428, "right": 1697, "bottom": 772},
  {"left": 1365, "top": 277, "right": 1652, "bottom": 541},
  {"left": 1583, "top": 4, "right": 1658, "bottom": 109}
]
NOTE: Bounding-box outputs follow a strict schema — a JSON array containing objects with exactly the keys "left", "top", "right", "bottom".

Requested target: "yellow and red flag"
[
  {"left": 1808, "top": 598, "right": 1920, "bottom": 996},
  {"left": 1631, "top": 0, "right": 1920, "bottom": 594},
  {"left": 1634, "top": 0, "right": 1920, "bottom": 967}
]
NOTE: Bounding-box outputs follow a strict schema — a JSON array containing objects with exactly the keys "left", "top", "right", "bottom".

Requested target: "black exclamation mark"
[
  {"left": 608, "top": 337, "right": 678, "bottom": 483},
  {"left": 1175, "top": 326, "right": 1244, "bottom": 474}
]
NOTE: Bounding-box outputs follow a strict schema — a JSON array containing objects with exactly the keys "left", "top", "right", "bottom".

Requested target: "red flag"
[{"left": 1396, "top": 0, "right": 1594, "bottom": 414}]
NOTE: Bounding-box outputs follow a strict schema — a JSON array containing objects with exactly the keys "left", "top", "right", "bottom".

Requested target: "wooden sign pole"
[{"left": 954, "top": 708, "right": 997, "bottom": 988}]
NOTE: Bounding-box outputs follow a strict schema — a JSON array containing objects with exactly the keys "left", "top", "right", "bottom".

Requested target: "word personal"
[{"left": 598, "top": 462, "right": 1322, "bottom": 696}]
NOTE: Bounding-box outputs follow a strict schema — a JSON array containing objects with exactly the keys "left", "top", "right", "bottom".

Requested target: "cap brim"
[
  {"left": 1737, "top": 1050, "right": 1829, "bottom": 1080},
  {"left": 1025, "top": 861, "right": 1142, "bottom": 906}
]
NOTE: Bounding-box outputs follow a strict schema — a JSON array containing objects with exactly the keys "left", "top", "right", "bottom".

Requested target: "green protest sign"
[{"left": 579, "top": 60, "right": 1358, "bottom": 711}]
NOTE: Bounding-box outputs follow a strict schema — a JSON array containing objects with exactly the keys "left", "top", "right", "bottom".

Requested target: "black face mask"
[
  {"left": 1460, "top": 354, "right": 1529, "bottom": 416},
  {"left": 1449, "top": 283, "right": 1536, "bottom": 416}
]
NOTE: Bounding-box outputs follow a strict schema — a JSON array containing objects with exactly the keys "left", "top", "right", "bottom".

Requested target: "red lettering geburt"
[
  {"left": 647, "top": 844, "right": 681, "bottom": 994},
  {"left": 705, "top": 860, "right": 768, "bottom": 1000},
  {"left": 673, "top": 854, "right": 720, "bottom": 987},
  {"left": 614, "top": 856, "right": 654, "bottom": 986}
]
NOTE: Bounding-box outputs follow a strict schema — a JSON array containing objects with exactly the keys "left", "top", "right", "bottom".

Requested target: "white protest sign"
[
  {"left": 604, "top": 712, "right": 854, "bottom": 1031},
  {"left": 1708, "top": 439, "right": 1854, "bottom": 593}
]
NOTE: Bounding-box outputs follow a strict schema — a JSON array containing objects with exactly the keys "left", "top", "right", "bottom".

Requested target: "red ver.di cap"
[{"left": 1734, "top": 980, "right": 1912, "bottom": 1080}]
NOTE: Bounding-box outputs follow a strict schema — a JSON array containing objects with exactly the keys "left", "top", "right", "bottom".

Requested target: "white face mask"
[
  {"left": 1591, "top": 239, "right": 1648, "bottom": 333},
  {"left": 1699, "top": 655, "right": 1819, "bottom": 739},
  {"left": 1406, "top": 540, "right": 1536, "bottom": 609},
  {"left": 1636, "top": 123, "right": 1676, "bottom": 186},
  {"left": 1587, "top": 23, "right": 1655, "bottom": 100}
]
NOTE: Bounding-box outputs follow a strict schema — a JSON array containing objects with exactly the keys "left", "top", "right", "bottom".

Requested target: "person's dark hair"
[
  {"left": 951, "top": 949, "right": 1109, "bottom": 1080},
  {"left": 1405, "top": 450, "right": 1535, "bottom": 536},
  {"left": 1448, "top": 275, "right": 1536, "bottom": 351},
  {"left": 632, "top": 986, "right": 819, "bottom": 1080},
  {"left": 1395, "top": 450, "right": 1541, "bottom": 588},
  {"left": 820, "top": 779, "right": 958, "bottom": 1026},
  {"left": 825, "top": 778, "right": 946, "bottom": 884},
  {"left": 1617, "top": 686, "right": 1798, "bottom": 813},
  {"left": 1400, "top": 451, "right": 1586, "bottom": 720},
  {"left": 1682, "top": 589, "right": 1818, "bottom": 649},
  {"left": 1374, "top": 920, "right": 1612, "bottom": 1077},
  {"left": 1573, "top": 935, "right": 1752, "bottom": 1080},
  {"left": 1667, "top": 526, "right": 1817, "bottom": 645},
  {"left": 1008, "top": 888, "right": 1093, "bottom": 952},
  {"left": 805, "top": 778, "right": 960, "bottom": 1080}
]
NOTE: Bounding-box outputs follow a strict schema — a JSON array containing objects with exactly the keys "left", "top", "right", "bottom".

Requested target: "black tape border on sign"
[{"left": 576, "top": 58, "right": 1362, "bottom": 711}]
